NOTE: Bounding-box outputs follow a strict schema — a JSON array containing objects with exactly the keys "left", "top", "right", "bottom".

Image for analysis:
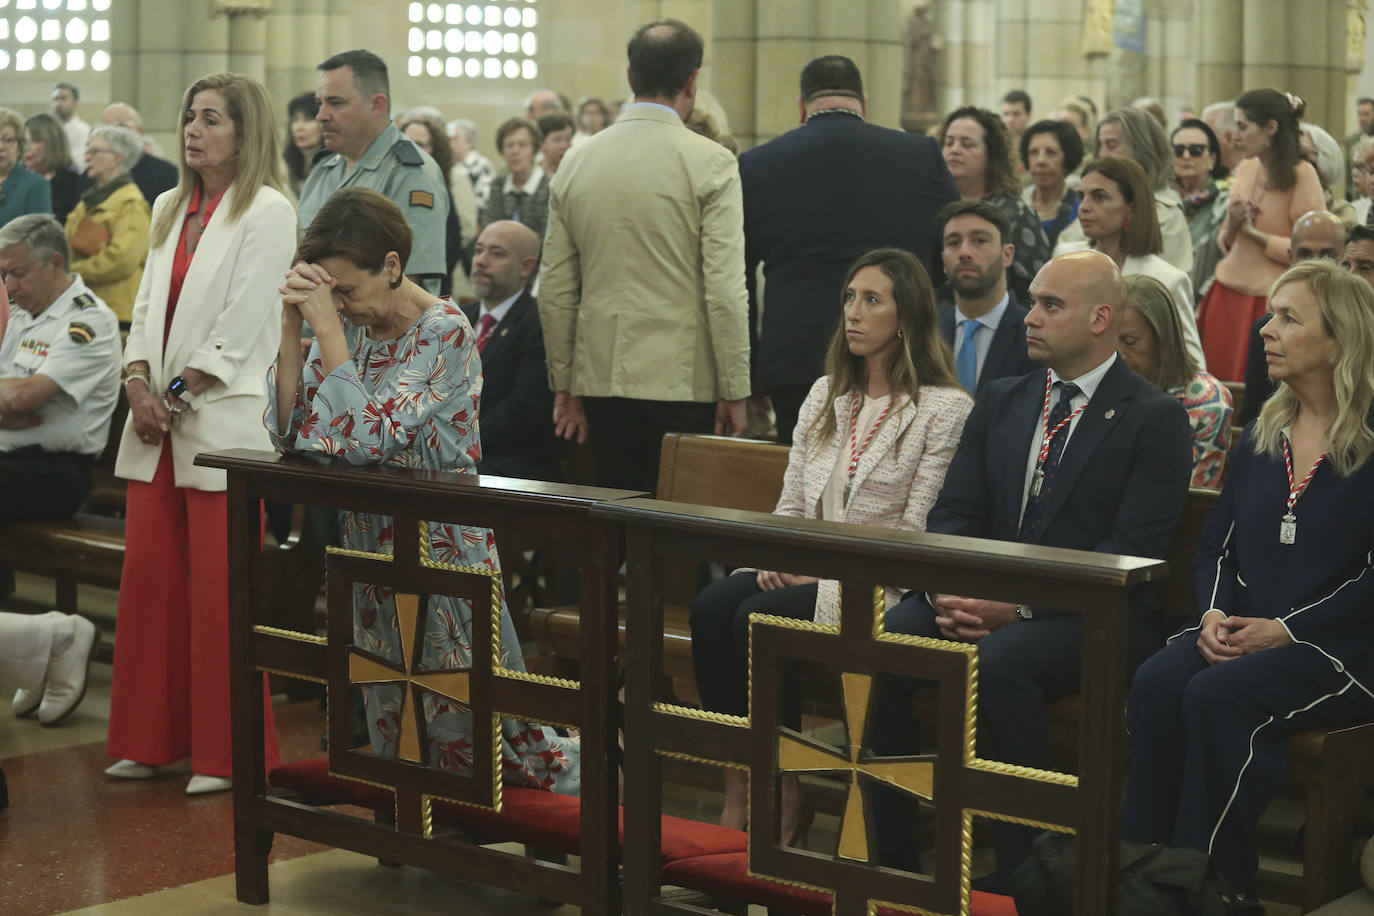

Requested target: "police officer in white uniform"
[
  {"left": 298, "top": 49, "right": 450, "bottom": 294},
  {"left": 0, "top": 214, "right": 121, "bottom": 523}
]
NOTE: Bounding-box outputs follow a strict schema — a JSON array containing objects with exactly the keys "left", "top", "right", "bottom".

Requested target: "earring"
[
  {"left": 389, "top": 274, "right": 402, "bottom": 289},
  {"left": 897, "top": 328, "right": 904, "bottom": 339},
  {"left": 1123, "top": 216, "right": 1131, "bottom": 230}
]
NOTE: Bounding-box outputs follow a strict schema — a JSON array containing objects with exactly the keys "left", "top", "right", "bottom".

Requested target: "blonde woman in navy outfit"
[{"left": 1123, "top": 260, "right": 1374, "bottom": 910}]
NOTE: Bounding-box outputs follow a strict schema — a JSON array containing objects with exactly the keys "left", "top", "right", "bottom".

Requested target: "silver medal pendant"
[
  {"left": 1280, "top": 513, "right": 1297, "bottom": 545},
  {"left": 1030, "top": 468, "right": 1044, "bottom": 498}
]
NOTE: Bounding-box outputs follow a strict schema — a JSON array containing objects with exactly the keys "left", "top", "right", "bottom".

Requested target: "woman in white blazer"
[
  {"left": 688, "top": 248, "right": 973, "bottom": 841},
  {"left": 1077, "top": 156, "right": 1206, "bottom": 369},
  {"left": 105, "top": 74, "right": 296, "bottom": 795}
]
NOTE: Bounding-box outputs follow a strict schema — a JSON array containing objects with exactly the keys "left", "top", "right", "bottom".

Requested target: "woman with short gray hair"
[{"left": 64, "top": 124, "right": 150, "bottom": 323}]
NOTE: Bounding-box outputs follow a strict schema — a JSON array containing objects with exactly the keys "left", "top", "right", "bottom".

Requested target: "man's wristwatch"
[{"left": 1016, "top": 603, "right": 1034, "bottom": 621}]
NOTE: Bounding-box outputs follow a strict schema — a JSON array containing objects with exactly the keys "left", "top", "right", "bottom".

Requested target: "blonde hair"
[
  {"left": 0, "top": 108, "right": 26, "bottom": 158},
  {"left": 1253, "top": 260, "right": 1374, "bottom": 476},
  {"left": 151, "top": 73, "right": 287, "bottom": 249}
]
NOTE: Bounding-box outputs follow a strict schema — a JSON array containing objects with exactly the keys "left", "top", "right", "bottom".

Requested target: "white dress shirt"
[{"left": 1019, "top": 351, "right": 1118, "bottom": 520}]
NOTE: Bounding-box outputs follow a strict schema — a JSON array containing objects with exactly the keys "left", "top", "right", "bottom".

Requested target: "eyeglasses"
[
  {"left": 86, "top": 147, "right": 114, "bottom": 157},
  {"left": 1173, "top": 143, "right": 1208, "bottom": 158},
  {"left": 0, "top": 135, "right": 18, "bottom": 147}
]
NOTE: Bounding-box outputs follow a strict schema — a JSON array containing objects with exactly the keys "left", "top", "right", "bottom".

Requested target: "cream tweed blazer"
[{"left": 772, "top": 376, "right": 972, "bottom": 626}]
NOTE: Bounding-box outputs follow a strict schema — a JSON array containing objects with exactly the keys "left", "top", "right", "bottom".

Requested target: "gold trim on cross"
[
  {"left": 777, "top": 671, "right": 934, "bottom": 862},
  {"left": 348, "top": 592, "right": 472, "bottom": 763}
]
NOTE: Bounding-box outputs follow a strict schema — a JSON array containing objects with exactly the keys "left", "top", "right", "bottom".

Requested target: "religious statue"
[{"left": 902, "top": 2, "right": 941, "bottom": 126}]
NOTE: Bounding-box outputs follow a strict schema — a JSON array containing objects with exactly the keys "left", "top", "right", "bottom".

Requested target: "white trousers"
[{"left": 0, "top": 611, "right": 61, "bottom": 689}]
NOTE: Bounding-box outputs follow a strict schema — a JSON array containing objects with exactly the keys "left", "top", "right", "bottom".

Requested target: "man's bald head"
[
  {"left": 472, "top": 220, "right": 540, "bottom": 304},
  {"left": 1025, "top": 250, "right": 1124, "bottom": 378},
  {"left": 101, "top": 102, "right": 144, "bottom": 134},
  {"left": 1291, "top": 209, "right": 1346, "bottom": 264}
]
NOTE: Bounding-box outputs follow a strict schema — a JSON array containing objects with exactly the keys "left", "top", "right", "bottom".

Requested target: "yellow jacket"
[
  {"left": 538, "top": 104, "right": 751, "bottom": 402},
  {"left": 66, "top": 179, "right": 150, "bottom": 323}
]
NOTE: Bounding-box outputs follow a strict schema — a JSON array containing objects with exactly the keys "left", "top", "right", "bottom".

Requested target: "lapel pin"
[
  {"left": 1104, "top": 409, "right": 1116, "bottom": 420},
  {"left": 499, "top": 328, "right": 508, "bottom": 337}
]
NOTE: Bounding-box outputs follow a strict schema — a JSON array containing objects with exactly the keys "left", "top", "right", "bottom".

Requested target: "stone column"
[
  {"left": 1193, "top": 0, "right": 1245, "bottom": 109},
  {"left": 713, "top": 0, "right": 759, "bottom": 147},
  {"left": 227, "top": 8, "right": 268, "bottom": 84}
]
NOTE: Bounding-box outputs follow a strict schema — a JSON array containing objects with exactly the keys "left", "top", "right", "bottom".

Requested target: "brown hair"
[
  {"left": 295, "top": 187, "right": 412, "bottom": 273},
  {"left": 1236, "top": 87, "right": 1306, "bottom": 192},
  {"left": 940, "top": 106, "right": 1021, "bottom": 198},
  {"left": 494, "top": 116, "right": 541, "bottom": 154},
  {"left": 151, "top": 73, "right": 287, "bottom": 249},
  {"left": 1123, "top": 274, "right": 1197, "bottom": 390},
  {"left": 399, "top": 115, "right": 454, "bottom": 191},
  {"left": 809, "top": 248, "right": 960, "bottom": 442},
  {"left": 1080, "top": 156, "right": 1163, "bottom": 258}
]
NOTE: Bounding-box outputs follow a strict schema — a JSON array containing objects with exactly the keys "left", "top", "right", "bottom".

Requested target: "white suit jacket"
[
  {"left": 772, "top": 376, "right": 972, "bottom": 626},
  {"left": 116, "top": 183, "right": 297, "bottom": 491}
]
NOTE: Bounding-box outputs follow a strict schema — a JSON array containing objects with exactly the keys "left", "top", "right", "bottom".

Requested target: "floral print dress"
[
  {"left": 266, "top": 300, "right": 580, "bottom": 794},
  {"left": 1168, "top": 370, "right": 1234, "bottom": 489}
]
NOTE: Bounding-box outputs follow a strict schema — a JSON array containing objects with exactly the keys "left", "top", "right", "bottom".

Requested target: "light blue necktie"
[{"left": 956, "top": 318, "right": 982, "bottom": 394}]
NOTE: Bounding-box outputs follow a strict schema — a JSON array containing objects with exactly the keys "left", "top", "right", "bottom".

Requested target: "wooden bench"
[
  {"left": 535, "top": 432, "right": 1374, "bottom": 912},
  {"left": 528, "top": 433, "right": 790, "bottom": 685}
]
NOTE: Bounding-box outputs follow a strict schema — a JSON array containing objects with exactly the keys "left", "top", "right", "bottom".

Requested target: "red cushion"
[
  {"left": 270, "top": 758, "right": 747, "bottom": 864},
  {"left": 270, "top": 759, "right": 392, "bottom": 810},
  {"left": 662, "top": 852, "right": 1019, "bottom": 916}
]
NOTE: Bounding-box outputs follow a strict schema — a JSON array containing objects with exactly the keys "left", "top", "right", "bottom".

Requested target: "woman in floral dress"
[{"left": 266, "top": 187, "right": 578, "bottom": 793}]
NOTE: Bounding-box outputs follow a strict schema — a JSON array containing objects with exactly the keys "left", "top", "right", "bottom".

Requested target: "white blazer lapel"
[
  {"left": 142, "top": 202, "right": 185, "bottom": 384},
  {"left": 845, "top": 393, "right": 917, "bottom": 509},
  {"left": 164, "top": 183, "right": 240, "bottom": 370}
]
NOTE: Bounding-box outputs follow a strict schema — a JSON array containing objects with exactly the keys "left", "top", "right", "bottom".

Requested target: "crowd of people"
[{"left": 2, "top": 17, "right": 1374, "bottom": 910}]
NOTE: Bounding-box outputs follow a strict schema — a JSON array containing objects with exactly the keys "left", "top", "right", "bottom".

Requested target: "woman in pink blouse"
[
  {"left": 1197, "top": 89, "right": 1324, "bottom": 381},
  {"left": 688, "top": 248, "right": 973, "bottom": 842}
]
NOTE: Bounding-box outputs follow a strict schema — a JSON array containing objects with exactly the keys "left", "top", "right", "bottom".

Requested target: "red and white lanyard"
[
  {"left": 1279, "top": 436, "right": 1325, "bottom": 545},
  {"left": 1033, "top": 373, "right": 1088, "bottom": 472},
  {"left": 846, "top": 392, "right": 893, "bottom": 500}
]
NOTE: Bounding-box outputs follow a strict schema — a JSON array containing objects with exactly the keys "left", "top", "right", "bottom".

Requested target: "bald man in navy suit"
[{"left": 872, "top": 250, "right": 1194, "bottom": 884}]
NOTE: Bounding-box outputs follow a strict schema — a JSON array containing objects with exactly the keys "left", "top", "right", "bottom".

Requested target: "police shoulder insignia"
[
  {"left": 68, "top": 322, "right": 96, "bottom": 344},
  {"left": 392, "top": 139, "right": 423, "bottom": 166},
  {"left": 72, "top": 292, "right": 97, "bottom": 309},
  {"left": 409, "top": 189, "right": 435, "bottom": 209}
]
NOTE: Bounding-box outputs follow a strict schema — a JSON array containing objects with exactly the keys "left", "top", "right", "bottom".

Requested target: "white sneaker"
[
  {"left": 12, "top": 611, "right": 66, "bottom": 718},
  {"left": 105, "top": 759, "right": 157, "bottom": 779},
  {"left": 186, "top": 774, "right": 232, "bottom": 795},
  {"left": 38, "top": 615, "right": 98, "bottom": 726}
]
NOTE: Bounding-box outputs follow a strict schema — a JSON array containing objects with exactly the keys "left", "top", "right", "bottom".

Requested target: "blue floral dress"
[
  {"left": 1168, "top": 370, "right": 1233, "bottom": 489},
  {"left": 266, "top": 300, "right": 580, "bottom": 794}
]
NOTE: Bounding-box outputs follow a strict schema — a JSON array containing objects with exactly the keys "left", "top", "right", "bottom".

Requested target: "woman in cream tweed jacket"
[{"left": 689, "top": 248, "right": 973, "bottom": 839}]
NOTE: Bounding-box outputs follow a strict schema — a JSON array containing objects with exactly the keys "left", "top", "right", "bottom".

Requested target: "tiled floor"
[{"left": 0, "top": 571, "right": 1317, "bottom": 914}]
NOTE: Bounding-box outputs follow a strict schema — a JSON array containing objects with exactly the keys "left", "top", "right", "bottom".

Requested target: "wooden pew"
[{"left": 536, "top": 433, "right": 1373, "bottom": 912}]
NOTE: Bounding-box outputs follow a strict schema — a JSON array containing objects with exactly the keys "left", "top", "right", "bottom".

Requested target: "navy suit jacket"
[
  {"left": 130, "top": 154, "right": 179, "bottom": 209},
  {"left": 739, "top": 113, "right": 959, "bottom": 391},
  {"left": 927, "top": 356, "right": 1193, "bottom": 629},
  {"left": 938, "top": 294, "right": 1039, "bottom": 394},
  {"left": 462, "top": 291, "right": 560, "bottom": 481}
]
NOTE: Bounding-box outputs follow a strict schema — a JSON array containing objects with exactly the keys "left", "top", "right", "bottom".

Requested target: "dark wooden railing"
[
  {"left": 196, "top": 448, "right": 642, "bottom": 913},
  {"left": 597, "top": 498, "right": 1168, "bottom": 916},
  {"left": 202, "top": 449, "right": 1169, "bottom": 916}
]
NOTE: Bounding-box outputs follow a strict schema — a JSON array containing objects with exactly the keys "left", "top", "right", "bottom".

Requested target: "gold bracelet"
[{"left": 122, "top": 371, "right": 150, "bottom": 391}]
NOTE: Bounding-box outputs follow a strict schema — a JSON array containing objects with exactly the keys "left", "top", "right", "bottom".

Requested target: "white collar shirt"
[{"left": 952, "top": 292, "right": 1010, "bottom": 388}]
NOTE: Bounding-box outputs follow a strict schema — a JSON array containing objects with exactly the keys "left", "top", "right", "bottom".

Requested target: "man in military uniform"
[
  {"left": 0, "top": 214, "right": 121, "bottom": 524},
  {"left": 298, "top": 49, "right": 450, "bottom": 294}
]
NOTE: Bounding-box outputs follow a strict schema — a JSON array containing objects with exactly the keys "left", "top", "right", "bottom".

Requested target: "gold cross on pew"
[
  {"left": 777, "top": 671, "right": 935, "bottom": 863},
  {"left": 348, "top": 592, "right": 472, "bottom": 764}
]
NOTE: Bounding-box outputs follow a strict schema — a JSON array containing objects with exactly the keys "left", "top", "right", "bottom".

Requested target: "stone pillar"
[
  {"left": 227, "top": 9, "right": 268, "bottom": 84},
  {"left": 714, "top": 0, "right": 759, "bottom": 147},
  {"left": 866, "top": 0, "right": 905, "bottom": 130},
  {"left": 1193, "top": 0, "right": 1245, "bottom": 109}
]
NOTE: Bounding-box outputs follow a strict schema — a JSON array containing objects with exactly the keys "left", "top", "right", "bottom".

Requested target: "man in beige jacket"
[{"left": 539, "top": 19, "right": 752, "bottom": 493}]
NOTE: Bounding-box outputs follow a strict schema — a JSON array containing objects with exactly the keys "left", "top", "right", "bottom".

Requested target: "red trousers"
[{"left": 106, "top": 442, "right": 280, "bottom": 778}]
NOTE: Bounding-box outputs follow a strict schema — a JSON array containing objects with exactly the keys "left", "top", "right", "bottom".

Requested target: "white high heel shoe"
[
  {"left": 104, "top": 759, "right": 157, "bottom": 779},
  {"left": 186, "top": 774, "right": 232, "bottom": 795}
]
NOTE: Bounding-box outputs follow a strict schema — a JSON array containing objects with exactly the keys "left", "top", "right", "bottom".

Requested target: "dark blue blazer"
[
  {"left": 938, "top": 294, "right": 1039, "bottom": 395},
  {"left": 130, "top": 154, "right": 179, "bottom": 209},
  {"left": 1188, "top": 427, "right": 1374, "bottom": 678},
  {"left": 927, "top": 356, "right": 1193, "bottom": 624},
  {"left": 739, "top": 113, "right": 959, "bottom": 392},
  {"left": 462, "top": 291, "right": 560, "bottom": 482}
]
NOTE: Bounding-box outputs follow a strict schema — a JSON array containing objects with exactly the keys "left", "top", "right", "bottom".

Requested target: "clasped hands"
[
  {"left": 932, "top": 594, "right": 1019, "bottom": 642},
  {"left": 1198, "top": 611, "right": 1292, "bottom": 664},
  {"left": 279, "top": 262, "right": 344, "bottom": 335},
  {"left": 127, "top": 365, "right": 217, "bottom": 446}
]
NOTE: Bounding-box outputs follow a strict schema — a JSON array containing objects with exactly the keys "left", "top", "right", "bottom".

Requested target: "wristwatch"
[
  {"left": 1016, "top": 603, "right": 1034, "bottom": 620},
  {"left": 165, "top": 375, "right": 192, "bottom": 403}
]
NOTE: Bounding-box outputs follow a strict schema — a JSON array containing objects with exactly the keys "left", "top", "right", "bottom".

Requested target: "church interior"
[{"left": 7, "top": 1, "right": 1374, "bottom": 914}]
